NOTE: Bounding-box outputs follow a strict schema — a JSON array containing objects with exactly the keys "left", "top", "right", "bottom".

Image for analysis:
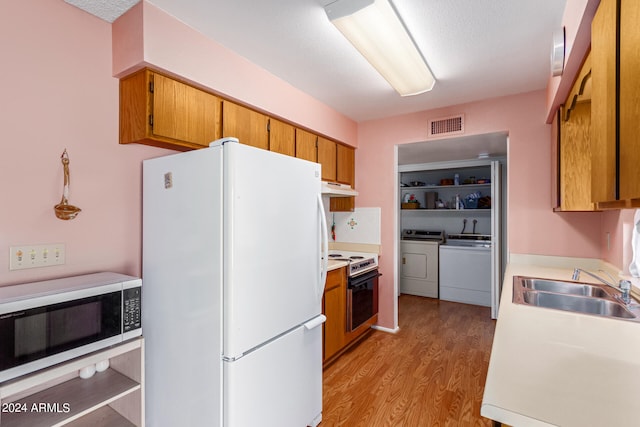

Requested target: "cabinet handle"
[{"left": 402, "top": 257, "right": 406, "bottom": 265}]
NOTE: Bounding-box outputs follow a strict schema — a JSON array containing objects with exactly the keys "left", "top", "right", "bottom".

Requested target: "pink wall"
[
  {"left": 112, "top": 1, "right": 358, "bottom": 146},
  {"left": 601, "top": 210, "right": 637, "bottom": 273},
  {"left": 0, "top": 0, "right": 172, "bottom": 286},
  {"left": 356, "top": 90, "right": 603, "bottom": 329}
]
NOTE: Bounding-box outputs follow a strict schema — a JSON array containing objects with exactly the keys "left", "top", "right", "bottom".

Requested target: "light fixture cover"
[
  {"left": 325, "top": 0, "right": 435, "bottom": 96},
  {"left": 550, "top": 27, "right": 565, "bottom": 77}
]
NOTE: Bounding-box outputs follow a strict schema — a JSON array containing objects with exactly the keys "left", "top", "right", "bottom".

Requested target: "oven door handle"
[
  {"left": 349, "top": 270, "right": 381, "bottom": 288},
  {"left": 318, "top": 193, "right": 329, "bottom": 300},
  {"left": 350, "top": 282, "right": 370, "bottom": 292}
]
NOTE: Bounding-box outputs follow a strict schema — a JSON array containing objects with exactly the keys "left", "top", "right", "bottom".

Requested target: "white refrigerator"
[{"left": 142, "top": 139, "right": 328, "bottom": 427}]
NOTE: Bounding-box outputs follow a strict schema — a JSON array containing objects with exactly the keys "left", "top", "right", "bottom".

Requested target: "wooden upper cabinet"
[
  {"left": 222, "top": 101, "right": 269, "bottom": 150},
  {"left": 558, "top": 53, "right": 594, "bottom": 211},
  {"left": 590, "top": 0, "right": 640, "bottom": 207},
  {"left": 550, "top": 110, "right": 561, "bottom": 209},
  {"left": 120, "top": 68, "right": 222, "bottom": 150},
  {"left": 331, "top": 143, "right": 356, "bottom": 212},
  {"left": 619, "top": 0, "right": 640, "bottom": 202},
  {"left": 318, "top": 137, "right": 337, "bottom": 182},
  {"left": 269, "top": 118, "right": 295, "bottom": 156},
  {"left": 591, "top": 0, "right": 618, "bottom": 204},
  {"left": 295, "top": 129, "right": 318, "bottom": 162},
  {"left": 336, "top": 144, "right": 355, "bottom": 186}
]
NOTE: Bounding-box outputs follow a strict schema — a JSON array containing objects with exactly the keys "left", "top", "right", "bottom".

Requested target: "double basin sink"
[{"left": 513, "top": 276, "right": 640, "bottom": 322}]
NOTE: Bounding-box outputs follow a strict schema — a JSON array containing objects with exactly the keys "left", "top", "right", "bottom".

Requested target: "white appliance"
[
  {"left": 0, "top": 272, "right": 141, "bottom": 383},
  {"left": 400, "top": 229, "right": 443, "bottom": 298},
  {"left": 327, "top": 250, "right": 378, "bottom": 276},
  {"left": 321, "top": 181, "right": 358, "bottom": 196},
  {"left": 439, "top": 235, "right": 492, "bottom": 306},
  {"left": 142, "top": 139, "right": 328, "bottom": 427},
  {"left": 438, "top": 160, "right": 502, "bottom": 319}
]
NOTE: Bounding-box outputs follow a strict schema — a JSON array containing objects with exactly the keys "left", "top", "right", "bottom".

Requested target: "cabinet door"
[
  {"left": 323, "top": 269, "right": 345, "bottom": 362},
  {"left": 619, "top": 0, "right": 640, "bottom": 201},
  {"left": 295, "top": 129, "right": 317, "bottom": 162},
  {"left": 222, "top": 101, "right": 269, "bottom": 150},
  {"left": 153, "top": 73, "right": 223, "bottom": 148},
  {"left": 550, "top": 109, "right": 561, "bottom": 209},
  {"left": 269, "top": 118, "right": 295, "bottom": 156},
  {"left": 336, "top": 144, "right": 355, "bottom": 186},
  {"left": 119, "top": 69, "right": 222, "bottom": 150},
  {"left": 331, "top": 144, "right": 356, "bottom": 212},
  {"left": 317, "top": 137, "right": 337, "bottom": 182},
  {"left": 119, "top": 69, "right": 150, "bottom": 146},
  {"left": 558, "top": 53, "right": 595, "bottom": 211},
  {"left": 591, "top": 0, "right": 618, "bottom": 204}
]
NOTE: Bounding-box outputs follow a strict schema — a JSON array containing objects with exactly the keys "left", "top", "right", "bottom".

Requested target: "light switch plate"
[{"left": 9, "top": 243, "right": 66, "bottom": 270}]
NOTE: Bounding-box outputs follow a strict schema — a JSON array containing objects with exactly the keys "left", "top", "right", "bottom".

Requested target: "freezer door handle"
[
  {"left": 304, "top": 315, "right": 326, "bottom": 330},
  {"left": 318, "top": 194, "right": 329, "bottom": 299}
]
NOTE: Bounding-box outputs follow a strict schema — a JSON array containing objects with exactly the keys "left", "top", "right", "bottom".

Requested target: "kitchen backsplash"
[{"left": 329, "top": 207, "right": 381, "bottom": 245}]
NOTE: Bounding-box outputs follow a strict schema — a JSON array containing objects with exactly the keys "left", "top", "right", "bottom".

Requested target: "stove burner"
[{"left": 328, "top": 251, "right": 379, "bottom": 277}]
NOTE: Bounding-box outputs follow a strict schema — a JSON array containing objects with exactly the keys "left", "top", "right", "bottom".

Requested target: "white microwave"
[{"left": 0, "top": 272, "right": 141, "bottom": 383}]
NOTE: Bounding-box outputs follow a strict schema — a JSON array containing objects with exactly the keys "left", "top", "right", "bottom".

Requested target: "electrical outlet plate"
[{"left": 9, "top": 243, "right": 66, "bottom": 270}]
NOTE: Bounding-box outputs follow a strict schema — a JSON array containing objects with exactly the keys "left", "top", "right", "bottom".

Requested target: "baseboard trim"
[{"left": 372, "top": 324, "right": 399, "bottom": 334}]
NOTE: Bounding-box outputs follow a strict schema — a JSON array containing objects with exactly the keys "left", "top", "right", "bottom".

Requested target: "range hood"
[{"left": 321, "top": 181, "right": 358, "bottom": 197}]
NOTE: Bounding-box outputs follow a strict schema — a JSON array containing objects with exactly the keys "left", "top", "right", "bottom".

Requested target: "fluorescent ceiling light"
[{"left": 325, "top": 0, "right": 435, "bottom": 96}]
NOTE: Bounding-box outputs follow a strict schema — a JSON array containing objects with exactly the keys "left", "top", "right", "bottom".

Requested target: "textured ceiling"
[
  {"left": 64, "top": 0, "right": 138, "bottom": 23},
  {"left": 65, "top": 0, "right": 567, "bottom": 124}
]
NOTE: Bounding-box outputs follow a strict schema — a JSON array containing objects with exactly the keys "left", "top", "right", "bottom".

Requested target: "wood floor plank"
[{"left": 322, "top": 295, "right": 496, "bottom": 426}]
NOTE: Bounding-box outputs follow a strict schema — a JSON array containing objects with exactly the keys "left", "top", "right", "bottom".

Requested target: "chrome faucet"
[{"left": 572, "top": 268, "right": 632, "bottom": 304}]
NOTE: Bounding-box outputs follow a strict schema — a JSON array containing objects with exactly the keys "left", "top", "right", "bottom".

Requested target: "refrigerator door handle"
[
  {"left": 318, "top": 194, "right": 329, "bottom": 299},
  {"left": 304, "top": 315, "right": 326, "bottom": 330}
]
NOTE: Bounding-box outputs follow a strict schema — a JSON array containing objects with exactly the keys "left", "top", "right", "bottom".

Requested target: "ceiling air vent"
[{"left": 428, "top": 114, "right": 464, "bottom": 137}]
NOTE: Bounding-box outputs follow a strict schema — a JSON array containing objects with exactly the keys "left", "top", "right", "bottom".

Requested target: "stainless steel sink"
[
  {"left": 521, "top": 290, "right": 635, "bottom": 318},
  {"left": 512, "top": 275, "right": 639, "bottom": 322},
  {"left": 519, "top": 277, "right": 612, "bottom": 298}
]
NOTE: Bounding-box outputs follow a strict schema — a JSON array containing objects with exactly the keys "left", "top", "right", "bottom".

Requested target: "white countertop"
[
  {"left": 328, "top": 259, "right": 348, "bottom": 271},
  {"left": 482, "top": 259, "right": 640, "bottom": 426}
]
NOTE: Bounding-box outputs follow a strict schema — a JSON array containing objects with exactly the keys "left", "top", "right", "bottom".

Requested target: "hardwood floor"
[{"left": 322, "top": 295, "right": 496, "bottom": 426}]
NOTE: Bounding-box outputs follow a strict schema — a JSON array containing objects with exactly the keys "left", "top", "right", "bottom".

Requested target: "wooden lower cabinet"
[
  {"left": 322, "top": 267, "right": 377, "bottom": 366},
  {"left": 323, "top": 268, "right": 345, "bottom": 362}
]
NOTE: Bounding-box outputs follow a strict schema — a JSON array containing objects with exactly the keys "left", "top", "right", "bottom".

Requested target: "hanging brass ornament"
[{"left": 54, "top": 149, "right": 81, "bottom": 220}]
